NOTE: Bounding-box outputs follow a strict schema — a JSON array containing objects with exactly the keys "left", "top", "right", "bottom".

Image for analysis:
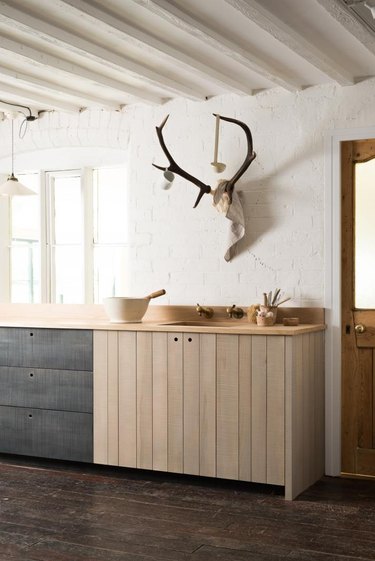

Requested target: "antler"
[
  {"left": 213, "top": 114, "right": 256, "bottom": 204},
  {"left": 153, "top": 115, "right": 212, "bottom": 208}
]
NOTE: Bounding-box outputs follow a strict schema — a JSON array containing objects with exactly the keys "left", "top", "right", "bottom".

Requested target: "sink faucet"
[
  {"left": 196, "top": 303, "right": 214, "bottom": 319},
  {"left": 226, "top": 305, "right": 244, "bottom": 319}
]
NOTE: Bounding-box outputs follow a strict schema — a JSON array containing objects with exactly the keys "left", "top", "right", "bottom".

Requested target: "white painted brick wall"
[{"left": 1, "top": 80, "right": 375, "bottom": 306}]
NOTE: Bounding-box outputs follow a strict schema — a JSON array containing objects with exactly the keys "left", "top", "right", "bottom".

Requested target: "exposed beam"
[
  {"left": 315, "top": 0, "right": 375, "bottom": 58},
  {"left": 0, "top": 35, "right": 162, "bottom": 105},
  {"left": 59, "top": 0, "right": 252, "bottom": 95},
  {"left": 0, "top": 65, "right": 120, "bottom": 110},
  {"left": 0, "top": 1, "right": 204, "bottom": 101},
  {"left": 0, "top": 80, "right": 80, "bottom": 112},
  {"left": 225, "top": 0, "right": 354, "bottom": 86},
  {"left": 131, "top": 0, "right": 301, "bottom": 91}
]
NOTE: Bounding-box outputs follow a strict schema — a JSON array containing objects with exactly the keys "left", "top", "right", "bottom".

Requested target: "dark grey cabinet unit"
[
  {"left": 0, "top": 328, "right": 93, "bottom": 371},
  {"left": 0, "top": 328, "right": 93, "bottom": 462}
]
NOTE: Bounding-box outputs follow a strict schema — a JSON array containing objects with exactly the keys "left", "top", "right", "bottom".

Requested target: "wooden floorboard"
[{"left": 0, "top": 455, "right": 375, "bottom": 560}]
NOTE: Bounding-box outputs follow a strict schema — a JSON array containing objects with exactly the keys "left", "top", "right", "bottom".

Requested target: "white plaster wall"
[{"left": 1, "top": 80, "right": 375, "bottom": 305}]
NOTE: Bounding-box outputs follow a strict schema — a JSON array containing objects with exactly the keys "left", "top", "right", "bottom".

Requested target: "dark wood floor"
[{"left": 0, "top": 456, "right": 374, "bottom": 561}]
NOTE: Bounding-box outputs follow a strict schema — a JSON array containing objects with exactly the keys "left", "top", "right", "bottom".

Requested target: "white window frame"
[
  {"left": 2, "top": 166, "right": 126, "bottom": 304},
  {"left": 44, "top": 168, "right": 85, "bottom": 304},
  {"left": 0, "top": 195, "right": 11, "bottom": 301}
]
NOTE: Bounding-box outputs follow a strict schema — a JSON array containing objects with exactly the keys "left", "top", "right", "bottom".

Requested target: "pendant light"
[{"left": 0, "top": 119, "right": 35, "bottom": 197}]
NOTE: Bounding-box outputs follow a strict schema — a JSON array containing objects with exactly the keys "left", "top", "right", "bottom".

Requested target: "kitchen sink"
[{"left": 158, "top": 321, "right": 240, "bottom": 327}]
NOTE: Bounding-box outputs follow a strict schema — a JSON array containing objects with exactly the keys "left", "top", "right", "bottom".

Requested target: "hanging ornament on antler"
[
  {"left": 152, "top": 113, "right": 256, "bottom": 208},
  {"left": 211, "top": 114, "right": 226, "bottom": 174}
]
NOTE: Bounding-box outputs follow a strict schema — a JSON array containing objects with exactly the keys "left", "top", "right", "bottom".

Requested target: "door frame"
[{"left": 325, "top": 125, "right": 375, "bottom": 476}]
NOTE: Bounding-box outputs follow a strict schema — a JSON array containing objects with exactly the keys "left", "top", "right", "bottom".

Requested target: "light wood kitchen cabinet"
[{"left": 93, "top": 329, "right": 324, "bottom": 499}]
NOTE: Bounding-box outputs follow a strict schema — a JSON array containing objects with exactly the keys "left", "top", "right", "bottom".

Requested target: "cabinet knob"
[{"left": 355, "top": 324, "right": 366, "bottom": 334}]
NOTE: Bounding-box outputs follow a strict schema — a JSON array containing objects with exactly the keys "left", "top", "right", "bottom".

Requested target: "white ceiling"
[{"left": 0, "top": 0, "right": 374, "bottom": 115}]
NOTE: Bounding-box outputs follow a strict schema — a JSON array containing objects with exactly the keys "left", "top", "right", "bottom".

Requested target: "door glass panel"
[{"left": 355, "top": 158, "right": 375, "bottom": 308}]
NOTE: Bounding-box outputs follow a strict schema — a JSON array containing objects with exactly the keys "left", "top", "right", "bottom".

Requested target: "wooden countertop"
[
  {"left": 0, "top": 304, "right": 325, "bottom": 335},
  {"left": 0, "top": 317, "right": 325, "bottom": 335}
]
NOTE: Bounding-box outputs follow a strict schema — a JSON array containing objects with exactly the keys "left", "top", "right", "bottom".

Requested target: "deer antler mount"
[{"left": 153, "top": 114, "right": 256, "bottom": 208}]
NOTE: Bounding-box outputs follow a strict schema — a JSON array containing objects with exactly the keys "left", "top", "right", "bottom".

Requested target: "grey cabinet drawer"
[
  {"left": 0, "top": 366, "right": 92, "bottom": 413},
  {"left": 0, "top": 328, "right": 93, "bottom": 371},
  {"left": 0, "top": 406, "right": 93, "bottom": 462}
]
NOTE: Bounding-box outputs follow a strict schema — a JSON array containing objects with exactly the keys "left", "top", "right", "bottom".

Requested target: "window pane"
[
  {"left": 93, "top": 168, "right": 127, "bottom": 243},
  {"left": 11, "top": 241, "right": 40, "bottom": 303},
  {"left": 53, "top": 175, "right": 82, "bottom": 244},
  {"left": 50, "top": 172, "right": 84, "bottom": 303},
  {"left": 11, "top": 173, "right": 40, "bottom": 303},
  {"left": 355, "top": 158, "right": 375, "bottom": 308},
  {"left": 12, "top": 173, "right": 39, "bottom": 239},
  {"left": 54, "top": 246, "right": 84, "bottom": 303},
  {"left": 93, "top": 246, "right": 128, "bottom": 303}
]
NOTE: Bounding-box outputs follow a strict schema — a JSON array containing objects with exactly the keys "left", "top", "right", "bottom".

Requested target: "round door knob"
[{"left": 355, "top": 324, "right": 366, "bottom": 334}]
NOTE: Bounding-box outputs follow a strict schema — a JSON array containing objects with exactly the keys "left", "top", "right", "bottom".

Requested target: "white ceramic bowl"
[{"left": 103, "top": 297, "right": 150, "bottom": 323}]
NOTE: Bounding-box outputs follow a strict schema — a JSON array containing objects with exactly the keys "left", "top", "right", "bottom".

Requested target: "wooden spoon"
[{"left": 145, "top": 289, "right": 166, "bottom": 300}]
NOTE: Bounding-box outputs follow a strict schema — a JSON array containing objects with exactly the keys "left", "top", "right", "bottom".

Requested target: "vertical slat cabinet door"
[
  {"left": 152, "top": 332, "right": 168, "bottom": 472},
  {"left": 239, "top": 335, "right": 252, "bottom": 482},
  {"left": 118, "top": 331, "right": 137, "bottom": 468},
  {"left": 93, "top": 330, "right": 108, "bottom": 465},
  {"left": 285, "top": 335, "right": 304, "bottom": 500},
  {"left": 315, "top": 332, "right": 325, "bottom": 481},
  {"left": 307, "top": 333, "right": 316, "bottom": 485},
  {"left": 137, "top": 332, "right": 153, "bottom": 470},
  {"left": 167, "top": 333, "right": 183, "bottom": 473},
  {"left": 183, "top": 333, "right": 200, "bottom": 475},
  {"left": 200, "top": 334, "right": 216, "bottom": 477},
  {"left": 251, "top": 336, "right": 267, "bottom": 483},
  {"left": 107, "top": 331, "right": 119, "bottom": 466},
  {"left": 217, "top": 334, "right": 239, "bottom": 480},
  {"left": 266, "top": 336, "right": 285, "bottom": 485}
]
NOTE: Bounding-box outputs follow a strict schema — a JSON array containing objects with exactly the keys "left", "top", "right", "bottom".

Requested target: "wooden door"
[{"left": 342, "top": 139, "right": 375, "bottom": 476}]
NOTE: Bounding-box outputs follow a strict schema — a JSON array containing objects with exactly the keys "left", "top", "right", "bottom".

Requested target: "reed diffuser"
[{"left": 256, "top": 289, "right": 291, "bottom": 326}]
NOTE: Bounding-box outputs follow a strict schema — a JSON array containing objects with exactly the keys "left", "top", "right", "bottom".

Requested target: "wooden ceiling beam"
[
  {"left": 59, "top": 0, "right": 253, "bottom": 96},
  {"left": 0, "top": 2, "right": 204, "bottom": 101},
  {"left": 225, "top": 0, "right": 354, "bottom": 86},
  {"left": 315, "top": 0, "right": 375, "bottom": 59},
  {"left": 0, "top": 80, "right": 81, "bottom": 113},
  {"left": 0, "top": 65, "right": 121, "bottom": 111},
  {"left": 0, "top": 35, "right": 162, "bottom": 105},
  {"left": 131, "top": 0, "right": 301, "bottom": 92}
]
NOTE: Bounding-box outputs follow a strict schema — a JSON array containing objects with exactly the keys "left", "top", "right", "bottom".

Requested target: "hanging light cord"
[
  {"left": 18, "top": 118, "right": 29, "bottom": 139},
  {"left": 0, "top": 99, "right": 37, "bottom": 139},
  {"left": 10, "top": 119, "right": 14, "bottom": 177},
  {"left": 0, "top": 99, "right": 35, "bottom": 119}
]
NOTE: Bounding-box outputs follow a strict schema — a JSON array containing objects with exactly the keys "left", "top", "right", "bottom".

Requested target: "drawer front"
[
  {"left": 0, "top": 328, "right": 93, "bottom": 371},
  {"left": 0, "top": 406, "right": 93, "bottom": 462},
  {"left": 0, "top": 367, "right": 92, "bottom": 413}
]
